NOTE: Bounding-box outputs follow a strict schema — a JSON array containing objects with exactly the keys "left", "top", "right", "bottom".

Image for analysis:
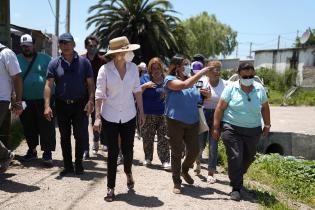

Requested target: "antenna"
[{"left": 300, "top": 30, "right": 311, "bottom": 44}]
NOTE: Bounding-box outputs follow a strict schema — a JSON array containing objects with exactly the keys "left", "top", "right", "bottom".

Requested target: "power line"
[
  {"left": 238, "top": 31, "right": 296, "bottom": 36},
  {"left": 47, "top": 0, "right": 56, "bottom": 18}
]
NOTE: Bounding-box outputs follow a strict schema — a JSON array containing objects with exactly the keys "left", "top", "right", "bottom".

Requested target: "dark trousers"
[
  {"left": 167, "top": 118, "right": 200, "bottom": 185},
  {"left": 0, "top": 107, "right": 11, "bottom": 149},
  {"left": 20, "top": 99, "right": 56, "bottom": 152},
  {"left": 0, "top": 101, "right": 10, "bottom": 160},
  {"left": 102, "top": 117, "right": 136, "bottom": 189},
  {"left": 55, "top": 99, "right": 88, "bottom": 169},
  {"left": 221, "top": 122, "right": 261, "bottom": 191}
]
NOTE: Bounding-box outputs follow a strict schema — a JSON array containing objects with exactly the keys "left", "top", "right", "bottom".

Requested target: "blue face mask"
[{"left": 240, "top": 78, "right": 254, "bottom": 86}]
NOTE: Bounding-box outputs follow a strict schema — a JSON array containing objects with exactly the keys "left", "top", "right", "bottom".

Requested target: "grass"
[{"left": 217, "top": 142, "right": 315, "bottom": 209}]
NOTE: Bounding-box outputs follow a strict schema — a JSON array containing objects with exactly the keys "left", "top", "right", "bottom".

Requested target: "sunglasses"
[
  {"left": 241, "top": 75, "right": 254, "bottom": 79},
  {"left": 59, "top": 41, "right": 72, "bottom": 45}
]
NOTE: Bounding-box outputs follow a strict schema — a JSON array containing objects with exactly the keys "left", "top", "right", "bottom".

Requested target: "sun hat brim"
[{"left": 105, "top": 44, "right": 140, "bottom": 56}]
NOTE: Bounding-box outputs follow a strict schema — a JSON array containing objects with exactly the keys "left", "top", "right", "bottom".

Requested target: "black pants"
[
  {"left": 0, "top": 101, "right": 10, "bottom": 160},
  {"left": 20, "top": 99, "right": 56, "bottom": 152},
  {"left": 221, "top": 122, "right": 261, "bottom": 191},
  {"left": 102, "top": 117, "right": 136, "bottom": 189},
  {"left": 55, "top": 99, "right": 88, "bottom": 169}
]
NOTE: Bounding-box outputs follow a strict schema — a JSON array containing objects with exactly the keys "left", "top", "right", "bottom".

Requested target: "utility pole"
[
  {"left": 66, "top": 0, "right": 71, "bottom": 33},
  {"left": 0, "top": 0, "right": 11, "bottom": 47},
  {"left": 249, "top": 42, "right": 252, "bottom": 58},
  {"left": 55, "top": 0, "right": 60, "bottom": 36},
  {"left": 277, "top": 35, "right": 280, "bottom": 50},
  {"left": 235, "top": 43, "right": 238, "bottom": 58}
]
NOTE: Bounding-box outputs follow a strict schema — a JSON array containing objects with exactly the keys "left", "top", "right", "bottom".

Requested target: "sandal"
[
  {"left": 104, "top": 188, "right": 115, "bottom": 202},
  {"left": 126, "top": 173, "right": 135, "bottom": 190}
]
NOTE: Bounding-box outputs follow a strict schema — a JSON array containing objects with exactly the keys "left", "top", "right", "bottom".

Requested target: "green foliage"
[
  {"left": 181, "top": 12, "right": 237, "bottom": 57},
  {"left": 267, "top": 89, "right": 283, "bottom": 105},
  {"left": 255, "top": 68, "right": 297, "bottom": 92},
  {"left": 220, "top": 69, "right": 236, "bottom": 80},
  {"left": 86, "top": 0, "right": 186, "bottom": 63},
  {"left": 246, "top": 154, "right": 315, "bottom": 207},
  {"left": 286, "top": 89, "right": 315, "bottom": 106},
  {"left": 217, "top": 140, "right": 228, "bottom": 171}
]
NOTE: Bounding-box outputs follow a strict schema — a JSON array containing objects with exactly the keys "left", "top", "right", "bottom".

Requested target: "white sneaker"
[
  {"left": 143, "top": 159, "right": 151, "bottom": 166},
  {"left": 194, "top": 163, "right": 201, "bottom": 175},
  {"left": 162, "top": 162, "right": 171, "bottom": 170},
  {"left": 207, "top": 175, "right": 216, "bottom": 184},
  {"left": 102, "top": 145, "right": 108, "bottom": 152}
]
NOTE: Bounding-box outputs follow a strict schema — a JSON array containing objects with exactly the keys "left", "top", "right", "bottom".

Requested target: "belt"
[{"left": 57, "top": 97, "right": 84, "bottom": 104}]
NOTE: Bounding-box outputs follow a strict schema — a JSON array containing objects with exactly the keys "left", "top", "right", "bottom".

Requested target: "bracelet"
[{"left": 264, "top": 124, "right": 271, "bottom": 128}]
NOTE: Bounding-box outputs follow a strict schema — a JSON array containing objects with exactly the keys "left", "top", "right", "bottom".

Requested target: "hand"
[
  {"left": 138, "top": 112, "right": 145, "bottom": 127},
  {"left": 211, "top": 127, "right": 220, "bottom": 141},
  {"left": 200, "top": 88, "right": 211, "bottom": 98},
  {"left": 84, "top": 100, "right": 94, "bottom": 116},
  {"left": 44, "top": 106, "right": 53, "bottom": 121},
  {"left": 13, "top": 106, "right": 23, "bottom": 116},
  {"left": 93, "top": 118, "right": 102, "bottom": 133},
  {"left": 262, "top": 126, "right": 270, "bottom": 137},
  {"left": 145, "top": 81, "right": 157, "bottom": 89}
]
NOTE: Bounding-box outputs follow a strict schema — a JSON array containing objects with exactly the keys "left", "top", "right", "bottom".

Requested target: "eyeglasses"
[{"left": 241, "top": 75, "right": 254, "bottom": 79}]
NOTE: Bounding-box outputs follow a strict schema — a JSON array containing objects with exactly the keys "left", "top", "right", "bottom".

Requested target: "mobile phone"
[{"left": 196, "top": 80, "right": 203, "bottom": 89}]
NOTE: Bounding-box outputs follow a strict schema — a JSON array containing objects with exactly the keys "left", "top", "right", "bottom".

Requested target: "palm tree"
[{"left": 86, "top": 0, "right": 187, "bottom": 63}]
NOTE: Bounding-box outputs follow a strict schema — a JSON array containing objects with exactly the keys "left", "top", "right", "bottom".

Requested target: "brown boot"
[{"left": 173, "top": 183, "right": 182, "bottom": 194}]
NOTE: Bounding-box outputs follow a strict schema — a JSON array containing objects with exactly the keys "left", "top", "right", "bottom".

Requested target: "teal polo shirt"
[
  {"left": 221, "top": 81, "right": 268, "bottom": 128},
  {"left": 17, "top": 52, "right": 52, "bottom": 100},
  {"left": 164, "top": 75, "right": 200, "bottom": 124}
]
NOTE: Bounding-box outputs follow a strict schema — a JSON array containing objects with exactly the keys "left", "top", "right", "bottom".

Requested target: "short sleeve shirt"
[
  {"left": 0, "top": 44, "right": 21, "bottom": 101},
  {"left": 221, "top": 81, "right": 268, "bottom": 128},
  {"left": 47, "top": 52, "right": 93, "bottom": 100},
  {"left": 17, "top": 53, "right": 52, "bottom": 100},
  {"left": 140, "top": 73, "right": 165, "bottom": 115},
  {"left": 164, "top": 75, "right": 200, "bottom": 124}
]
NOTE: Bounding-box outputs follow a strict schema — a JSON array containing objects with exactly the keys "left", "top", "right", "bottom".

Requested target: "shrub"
[{"left": 220, "top": 69, "right": 236, "bottom": 80}]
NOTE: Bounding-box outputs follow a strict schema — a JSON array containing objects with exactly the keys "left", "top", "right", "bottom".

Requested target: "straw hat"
[{"left": 105, "top": 36, "right": 140, "bottom": 56}]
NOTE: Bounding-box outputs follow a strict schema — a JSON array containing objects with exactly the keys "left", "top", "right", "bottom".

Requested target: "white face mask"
[
  {"left": 183, "top": 65, "right": 191, "bottom": 76},
  {"left": 125, "top": 51, "right": 135, "bottom": 62},
  {"left": 240, "top": 78, "right": 254, "bottom": 86}
]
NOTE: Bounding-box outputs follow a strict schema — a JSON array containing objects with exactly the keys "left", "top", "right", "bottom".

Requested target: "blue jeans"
[{"left": 197, "top": 108, "right": 218, "bottom": 173}]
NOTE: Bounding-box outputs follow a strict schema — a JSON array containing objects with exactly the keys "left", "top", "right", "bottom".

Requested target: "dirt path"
[{"left": 0, "top": 126, "right": 260, "bottom": 210}]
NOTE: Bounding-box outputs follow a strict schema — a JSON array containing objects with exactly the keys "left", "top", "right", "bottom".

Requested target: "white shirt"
[
  {"left": 200, "top": 76, "right": 226, "bottom": 109},
  {"left": 0, "top": 44, "right": 21, "bottom": 101},
  {"left": 95, "top": 60, "right": 142, "bottom": 123}
]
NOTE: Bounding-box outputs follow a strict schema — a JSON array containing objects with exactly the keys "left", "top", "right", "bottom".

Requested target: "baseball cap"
[
  {"left": 58, "top": 33, "right": 74, "bottom": 42},
  {"left": 191, "top": 61, "right": 204, "bottom": 74},
  {"left": 20, "top": 34, "right": 33, "bottom": 47}
]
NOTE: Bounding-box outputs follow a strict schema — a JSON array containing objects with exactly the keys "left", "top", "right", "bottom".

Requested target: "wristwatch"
[{"left": 264, "top": 124, "right": 271, "bottom": 128}]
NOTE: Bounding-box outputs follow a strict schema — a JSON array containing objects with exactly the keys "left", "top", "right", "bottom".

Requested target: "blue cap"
[{"left": 58, "top": 33, "right": 74, "bottom": 42}]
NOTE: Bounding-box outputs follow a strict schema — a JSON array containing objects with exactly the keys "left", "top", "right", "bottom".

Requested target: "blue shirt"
[
  {"left": 221, "top": 81, "right": 268, "bottom": 128},
  {"left": 17, "top": 53, "right": 51, "bottom": 100},
  {"left": 164, "top": 75, "right": 200, "bottom": 124},
  {"left": 140, "top": 74, "right": 165, "bottom": 115},
  {"left": 47, "top": 52, "right": 93, "bottom": 100}
]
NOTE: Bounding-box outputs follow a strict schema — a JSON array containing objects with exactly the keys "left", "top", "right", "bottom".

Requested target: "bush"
[
  {"left": 246, "top": 154, "right": 315, "bottom": 207},
  {"left": 217, "top": 140, "right": 228, "bottom": 171},
  {"left": 286, "top": 89, "right": 315, "bottom": 106},
  {"left": 220, "top": 69, "right": 236, "bottom": 80}
]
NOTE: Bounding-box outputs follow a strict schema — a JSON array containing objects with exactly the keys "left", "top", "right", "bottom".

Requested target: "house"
[
  {"left": 219, "top": 58, "right": 254, "bottom": 71},
  {"left": 10, "top": 24, "right": 58, "bottom": 57},
  {"left": 254, "top": 46, "right": 315, "bottom": 88}
]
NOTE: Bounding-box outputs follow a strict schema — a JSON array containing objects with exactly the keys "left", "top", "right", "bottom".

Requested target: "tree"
[
  {"left": 182, "top": 12, "right": 237, "bottom": 58},
  {"left": 86, "top": 0, "right": 187, "bottom": 63}
]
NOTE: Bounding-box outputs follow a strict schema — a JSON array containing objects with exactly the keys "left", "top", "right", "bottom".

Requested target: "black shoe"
[
  {"left": 59, "top": 167, "right": 74, "bottom": 176},
  {"left": 83, "top": 151, "right": 90, "bottom": 160},
  {"left": 75, "top": 162, "right": 84, "bottom": 175},
  {"left": 230, "top": 190, "right": 241, "bottom": 201},
  {"left": 42, "top": 151, "right": 53, "bottom": 167},
  {"left": 23, "top": 149, "right": 37, "bottom": 161}
]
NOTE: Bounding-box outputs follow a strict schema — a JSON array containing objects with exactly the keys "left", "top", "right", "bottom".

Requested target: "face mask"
[
  {"left": 240, "top": 78, "right": 254, "bottom": 86},
  {"left": 125, "top": 51, "right": 135, "bottom": 62},
  {"left": 87, "top": 47, "right": 98, "bottom": 55},
  {"left": 183, "top": 65, "right": 191, "bottom": 76}
]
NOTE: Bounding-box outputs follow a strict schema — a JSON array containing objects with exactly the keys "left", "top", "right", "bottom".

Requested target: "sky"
[{"left": 10, "top": 0, "right": 315, "bottom": 59}]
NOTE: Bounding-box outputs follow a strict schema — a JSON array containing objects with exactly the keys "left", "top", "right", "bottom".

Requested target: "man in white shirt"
[{"left": 0, "top": 43, "right": 23, "bottom": 173}]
